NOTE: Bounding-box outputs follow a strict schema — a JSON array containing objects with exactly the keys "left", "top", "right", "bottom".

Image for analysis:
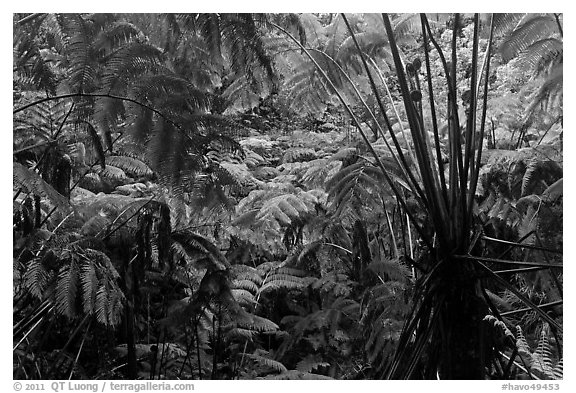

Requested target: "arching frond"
[
  {"left": 62, "top": 14, "right": 98, "bottom": 93},
  {"left": 500, "top": 15, "right": 560, "bottom": 62},
  {"left": 170, "top": 230, "right": 230, "bottom": 271}
]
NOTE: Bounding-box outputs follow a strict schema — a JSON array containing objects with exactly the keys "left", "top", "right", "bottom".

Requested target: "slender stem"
[
  {"left": 13, "top": 317, "right": 44, "bottom": 351},
  {"left": 341, "top": 13, "right": 424, "bottom": 201},
  {"left": 455, "top": 254, "right": 562, "bottom": 269},
  {"left": 468, "top": 14, "right": 495, "bottom": 220},
  {"left": 553, "top": 13, "right": 563, "bottom": 37},
  {"left": 323, "top": 242, "right": 352, "bottom": 254},
  {"left": 482, "top": 235, "right": 562, "bottom": 254},
  {"left": 195, "top": 322, "right": 202, "bottom": 380},
  {"left": 499, "top": 300, "right": 562, "bottom": 317},
  {"left": 472, "top": 260, "right": 562, "bottom": 331},
  {"left": 421, "top": 14, "right": 448, "bottom": 204},
  {"left": 68, "top": 319, "right": 92, "bottom": 380},
  {"left": 16, "top": 13, "right": 45, "bottom": 25},
  {"left": 383, "top": 13, "right": 448, "bottom": 250},
  {"left": 366, "top": 56, "right": 417, "bottom": 166}
]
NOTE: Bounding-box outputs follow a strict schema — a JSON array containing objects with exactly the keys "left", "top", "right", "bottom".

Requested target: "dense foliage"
[{"left": 13, "top": 13, "right": 562, "bottom": 380}]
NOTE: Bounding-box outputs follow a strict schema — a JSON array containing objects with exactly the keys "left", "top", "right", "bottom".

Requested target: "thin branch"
[
  {"left": 500, "top": 300, "right": 562, "bottom": 317},
  {"left": 14, "top": 93, "right": 184, "bottom": 134},
  {"left": 455, "top": 254, "right": 562, "bottom": 269},
  {"left": 16, "top": 13, "right": 45, "bottom": 26},
  {"left": 553, "top": 13, "right": 563, "bottom": 37}
]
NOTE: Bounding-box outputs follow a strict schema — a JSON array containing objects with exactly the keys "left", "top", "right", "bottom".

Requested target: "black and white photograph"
[{"left": 12, "top": 9, "right": 564, "bottom": 384}]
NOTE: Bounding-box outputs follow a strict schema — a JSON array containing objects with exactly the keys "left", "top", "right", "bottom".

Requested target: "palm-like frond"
[
  {"left": 170, "top": 230, "right": 230, "bottom": 271},
  {"left": 500, "top": 15, "right": 560, "bottom": 63}
]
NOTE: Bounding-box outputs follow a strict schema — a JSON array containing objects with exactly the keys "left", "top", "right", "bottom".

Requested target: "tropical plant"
[{"left": 272, "top": 12, "right": 562, "bottom": 379}]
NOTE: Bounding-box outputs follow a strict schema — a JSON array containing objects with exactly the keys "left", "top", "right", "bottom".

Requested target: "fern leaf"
[
  {"left": 296, "top": 354, "right": 330, "bottom": 373},
  {"left": 80, "top": 258, "right": 98, "bottom": 314},
  {"left": 23, "top": 257, "right": 51, "bottom": 299},
  {"left": 246, "top": 353, "right": 287, "bottom": 373},
  {"left": 97, "top": 165, "right": 129, "bottom": 181},
  {"left": 55, "top": 255, "right": 80, "bottom": 319},
  {"left": 367, "top": 258, "right": 412, "bottom": 283},
  {"left": 516, "top": 326, "right": 534, "bottom": 368},
  {"left": 106, "top": 155, "right": 153, "bottom": 177},
  {"left": 171, "top": 230, "right": 230, "bottom": 271},
  {"left": 532, "top": 326, "right": 555, "bottom": 377},
  {"left": 13, "top": 162, "right": 71, "bottom": 212},
  {"left": 80, "top": 121, "right": 106, "bottom": 169},
  {"left": 259, "top": 273, "right": 307, "bottom": 293},
  {"left": 500, "top": 15, "right": 559, "bottom": 62},
  {"left": 64, "top": 14, "right": 97, "bottom": 93},
  {"left": 552, "top": 359, "right": 563, "bottom": 380}
]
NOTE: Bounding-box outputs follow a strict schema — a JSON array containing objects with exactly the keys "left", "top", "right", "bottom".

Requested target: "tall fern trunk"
[{"left": 436, "top": 259, "right": 488, "bottom": 379}]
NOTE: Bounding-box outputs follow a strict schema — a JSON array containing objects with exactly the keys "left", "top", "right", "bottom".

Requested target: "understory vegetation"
[{"left": 13, "top": 13, "right": 562, "bottom": 380}]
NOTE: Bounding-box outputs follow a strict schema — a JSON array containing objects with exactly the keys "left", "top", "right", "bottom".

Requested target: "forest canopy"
[{"left": 13, "top": 13, "right": 562, "bottom": 381}]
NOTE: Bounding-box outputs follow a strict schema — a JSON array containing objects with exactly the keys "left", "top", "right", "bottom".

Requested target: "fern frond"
[
  {"left": 239, "top": 314, "right": 279, "bottom": 333},
  {"left": 55, "top": 254, "right": 80, "bottom": 319},
  {"left": 531, "top": 325, "right": 555, "bottom": 377},
  {"left": 296, "top": 354, "right": 330, "bottom": 373},
  {"left": 101, "top": 42, "right": 164, "bottom": 94},
  {"left": 170, "top": 230, "right": 230, "bottom": 271},
  {"left": 23, "top": 257, "right": 52, "bottom": 299},
  {"left": 13, "top": 27, "right": 58, "bottom": 94},
  {"left": 13, "top": 162, "right": 71, "bottom": 212},
  {"left": 483, "top": 315, "right": 515, "bottom": 344},
  {"left": 500, "top": 15, "right": 559, "bottom": 62},
  {"left": 63, "top": 14, "right": 98, "bottom": 93},
  {"left": 526, "top": 65, "right": 562, "bottom": 115},
  {"left": 80, "top": 120, "right": 106, "bottom": 169},
  {"left": 232, "top": 279, "right": 259, "bottom": 294},
  {"left": 259, "top": 273, "right": 308, "bottom": 293},
  {"left": 521, "top": 160, "right": 562, "bottom": 197},
  {"left": 516, "top": 326, "right": 533, "bottom": 368},
  {"left": 105, "top": 155, "right": 153, "bottom": 177},
  {"left": 93, "top": 21, "right": 141, "bottom": 55},
  {"left": 521, "top": 38, "right": 562, "bottom": 76},
  {"left": 230, "top": 264, "right": 263, "bottom": 285},
  {"left": 367, "top": 258, "right": 412, "bottom": 283},
  {"left": 97, "top": 164, "right": 129, "bottom": 182},
  {"left": 262, "top": 370, "right": 332, "bottom": 379},
  {"left": 246, "top": 352, "right": 287, "bottom": 373},
  {"left": 552, "top": 359, "right": 563, "bottom": 380},
  {"left": 80, "top": 255, "right": 98, "bottom": 314}
]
